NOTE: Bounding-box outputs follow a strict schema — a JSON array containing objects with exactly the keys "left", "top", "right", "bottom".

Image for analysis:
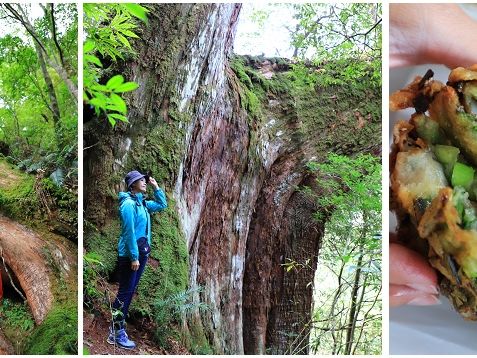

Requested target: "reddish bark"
[{"left": 84, "top": 4, "right": 381, "bottom": 354}]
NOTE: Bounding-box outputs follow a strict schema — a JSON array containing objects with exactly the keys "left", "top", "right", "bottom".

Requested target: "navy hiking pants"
[{"left": 112, "top": 255, "right": 148, "bottom": 325}]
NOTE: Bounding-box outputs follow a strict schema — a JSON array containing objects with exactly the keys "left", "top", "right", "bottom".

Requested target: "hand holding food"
[{"left": 390, "top": 65, "right": 477, "bottom": 320}]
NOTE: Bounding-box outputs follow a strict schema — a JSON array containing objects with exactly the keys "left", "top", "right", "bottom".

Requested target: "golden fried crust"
[
  {"left": 448, "top": 66, "right": 477, "bottom": 83},
  {"left": 392, "top": 120, "right": 414, "bottom": 151},
  {"left": 417, "top": 188, "right": 477, "bottom": 320},
  {"left": 391, "top": 65, "right": 477, "bottom": 320},
  {"left": 390, "top": 76, "right": 445, "bottom": 111},
  {"left": 390, "top": 76, "right": 422, "bottom": 111}
]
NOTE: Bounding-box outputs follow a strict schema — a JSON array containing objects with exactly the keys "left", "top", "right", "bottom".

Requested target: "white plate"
[{"left": 389, "top": 65, "right": 477, "bottom": 354}]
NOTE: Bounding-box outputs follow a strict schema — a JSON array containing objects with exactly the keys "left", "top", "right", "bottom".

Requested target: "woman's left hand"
[{"left": 148, "top": 177, "right": 159, "bottom": 190}]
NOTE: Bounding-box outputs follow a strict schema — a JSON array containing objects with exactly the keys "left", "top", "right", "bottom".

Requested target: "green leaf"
[
  {"left": 109, "top": 93, "right": 127, "bottom": 114},
  {"left": 123, "top": 3, "right": 148, "bottom": 22},
  {"left": 108, "top": 113, "right": 129, "bottom": 123},
  {"left": 106, "top": 75, "right": 124, "bottom": 90},
  {"left": 107, "top": 115, "right": 117, "bottom": 127},
  {"left": 83, "top": 40, "right": 95, "bottom": 53},
  {"left": 90, "top": 84, "right": 109, "bottom": 92},
  {"left": 117, "top": 34, "right": 132, "bottom": 50},
  {"left": 84, "top": 54, "right": 102, "bottom": 67},
  {"left": 88, "top": 97, "right": 107, "bottom": 110},
  {"left": 114, "top": 82, "right": 139, "bottom": 93},
  {"left": 119, "top": 29, "right": 139, "bottom": 38}
]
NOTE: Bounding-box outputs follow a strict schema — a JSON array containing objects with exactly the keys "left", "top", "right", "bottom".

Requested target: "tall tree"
[
  {"left": 1, "top": 3, "right": 78, "bottom": 101},
  {"left": 83, "top": 3, "right": 381, "bottom": 354}
]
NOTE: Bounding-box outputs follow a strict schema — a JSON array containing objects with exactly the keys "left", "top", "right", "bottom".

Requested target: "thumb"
[{"left": 424, "top": 5, "right": 477, "bottom": 68}]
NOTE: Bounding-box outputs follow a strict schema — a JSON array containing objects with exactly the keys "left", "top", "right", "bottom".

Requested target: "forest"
[
  {"left": 83, "top": 3, "right": 381, "bottom": 355},
  {"left": 0, "top": 3, "right": 78, "bottom": 355}
]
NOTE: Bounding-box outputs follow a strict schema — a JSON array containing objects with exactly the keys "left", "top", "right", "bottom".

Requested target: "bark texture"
[
  {"left": 0, "top": 218, "right": 76, "bottom": 327},
  {"left": 0, "top": 214, "right": 53, "bottom": 324},
  {"left": 84, "top": 3, "right": 381, "bottom": 354}
]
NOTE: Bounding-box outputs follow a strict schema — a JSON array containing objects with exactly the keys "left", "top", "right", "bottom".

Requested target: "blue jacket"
[{"left": 118, "top": 189, "right": 167, "bottom": 261}]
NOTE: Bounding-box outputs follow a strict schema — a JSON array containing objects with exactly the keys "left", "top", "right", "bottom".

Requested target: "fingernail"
[
  {"left": 406, "top": 284, "right": 439, "bottom": 295},
  {"left": 408, "top": 294, "right": 441, "bottom": 306}
]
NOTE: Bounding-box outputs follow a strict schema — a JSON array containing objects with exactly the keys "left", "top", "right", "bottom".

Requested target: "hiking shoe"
[{"left": 107, "top": 328, "right": 136, "bottom": 350}]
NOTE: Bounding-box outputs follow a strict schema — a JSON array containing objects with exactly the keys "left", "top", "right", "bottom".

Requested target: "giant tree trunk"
[{"left": 84, "top": 3, "right": 381, "bottom": 354}]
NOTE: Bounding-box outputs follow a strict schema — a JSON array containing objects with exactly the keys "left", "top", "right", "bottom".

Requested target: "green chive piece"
[
  {"left": 434, "top": 145, "right": 460, "bottom": 164},
  {"left": 452, "top": 162, "right": 475, "bottom": 190}
]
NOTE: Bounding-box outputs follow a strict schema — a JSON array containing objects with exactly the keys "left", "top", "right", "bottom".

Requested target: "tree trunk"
[
  {"left": 32, "top": 40, "right": 62, "bottom": 146},
  {"left": 263, "top": 176, "right": 326, "bottom": 355},
  {"left": 84, "top": 3, "right": 381, "bottom": 354}
]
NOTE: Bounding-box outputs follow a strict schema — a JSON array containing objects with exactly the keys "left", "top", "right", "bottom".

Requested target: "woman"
[{"left": 107, "top": 170, "right": 167, "bottom": 349}]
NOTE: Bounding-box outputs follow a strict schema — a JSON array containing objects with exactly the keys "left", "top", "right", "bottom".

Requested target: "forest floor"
[{"left": 83, "top": 283, "right": 190, "bottom": 355}]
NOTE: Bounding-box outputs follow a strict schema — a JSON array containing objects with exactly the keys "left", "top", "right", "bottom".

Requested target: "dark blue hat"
[{"left": 125, "top": 170, "right": 145, "bottom": 189}]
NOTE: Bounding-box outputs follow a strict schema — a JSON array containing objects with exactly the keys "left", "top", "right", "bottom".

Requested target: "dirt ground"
[{"left": 83, "top": 309, "right": 190, "bottom": 355}]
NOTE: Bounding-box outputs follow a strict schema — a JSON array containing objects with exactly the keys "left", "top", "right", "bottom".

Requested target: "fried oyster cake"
[{"left": 390, "top": 65, "right": 477, "bottom": 320}]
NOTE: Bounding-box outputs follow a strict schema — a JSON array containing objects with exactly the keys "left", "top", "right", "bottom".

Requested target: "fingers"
[
  {"left": 390, "top": 4, "right": 477, "bottom": 68},
  {"left": 390, "top": 284, "right": 440, "bottom": 307},
  {"left": 423, "top": 4, "right": 477, "bottom": 68},
  {"left": 148, "top": 177, "right": 159, "bottom": 189},
  {"left": 131, "top": 261, "right": 140, "bottom": 271},
  {"left": 389, "top": 4, "right": 428, "bottom": 68},
  {"left": 390, "top": 243, "right": 440, "bottom": 307}
]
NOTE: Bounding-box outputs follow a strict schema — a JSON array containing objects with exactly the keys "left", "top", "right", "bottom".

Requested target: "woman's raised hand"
[{"left": 148, "top": 177, "right": 159, "bottom": 190}]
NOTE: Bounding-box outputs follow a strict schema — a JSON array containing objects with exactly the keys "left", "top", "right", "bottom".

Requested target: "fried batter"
[{"left": 391, "top": 65, "right": 477, "bottom": 320}]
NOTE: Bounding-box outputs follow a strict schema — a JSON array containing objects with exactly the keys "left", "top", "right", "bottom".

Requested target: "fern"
[{"left": 153, "top": 286, "right": 209, "bottom": 342}]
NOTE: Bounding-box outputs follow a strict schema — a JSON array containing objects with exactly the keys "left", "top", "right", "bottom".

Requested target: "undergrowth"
[{"left": 0, "top": 298, "right": 35, "bottom": 352}]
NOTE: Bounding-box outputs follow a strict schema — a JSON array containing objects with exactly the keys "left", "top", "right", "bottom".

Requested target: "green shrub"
[{"left": 0, "top": 298, "right": 35, "bottom": 333}]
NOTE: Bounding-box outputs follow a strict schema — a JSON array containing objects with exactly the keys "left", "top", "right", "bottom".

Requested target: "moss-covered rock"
[{"left": 0, "top": 160, "right": 37, "bottom": 221}]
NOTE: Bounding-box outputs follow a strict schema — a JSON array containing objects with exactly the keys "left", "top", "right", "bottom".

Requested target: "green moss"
[
  {"left": 131, "top": 122, "right": 185, "bottom": 188},
  {"left": 242, "top": 89, "right": 261, "bottom": 119},
  {"left": 0, "top": 161, "right": 37, "bottom": 220},
  {"left": 84, "top": 223, "right": 120, "bottom": 276},
  {"left": 40, "top": 177, "right": 78, "bottom": 239},
  {"left": 230, "top": 57, "right": 267, "bottom": 120},
  {"left": 230, "top": 57, "right": 253, "bottom": 89},
  {"left": 230, "top": 55, "right": 381, "bottom": 169},
  {"left": 184, "top": 320, "right": 214, "bottom": 354},
  {"left": 25, "top": 303, "right": 78, "bottom": 355}
]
